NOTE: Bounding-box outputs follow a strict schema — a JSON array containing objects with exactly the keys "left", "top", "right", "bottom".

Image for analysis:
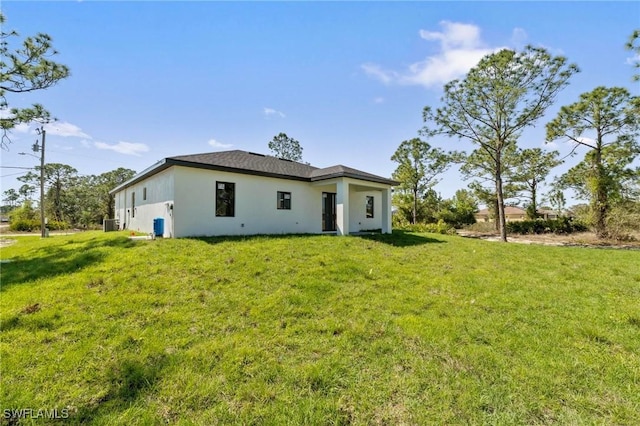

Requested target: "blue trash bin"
[{"left": 153, "top": 217, "right": 164, "bottom": 237}]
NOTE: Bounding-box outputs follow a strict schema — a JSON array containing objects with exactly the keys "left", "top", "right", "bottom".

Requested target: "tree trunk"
[
  {"left": 495, "top": 164, "right": 508, "bottom": 242},
  {"left": 593, "top": 147, "right": 608, "bottom": 238},
  {"left": 531, "top": 183, "right": 537, "bottom": 219},
  {"left": 412, "top": 188, "right": 418, "bottom": 224}
]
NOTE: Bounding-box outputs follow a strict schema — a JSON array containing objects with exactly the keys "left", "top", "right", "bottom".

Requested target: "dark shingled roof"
[
  {"left": 111, "top": 150, "right": 397, "bottom": 193},
  {"left": 169, "top": 150, "right": 318, "bottom": 181},
  {"left": 310, "top": 165, "right": 396, "bottom": 184}
]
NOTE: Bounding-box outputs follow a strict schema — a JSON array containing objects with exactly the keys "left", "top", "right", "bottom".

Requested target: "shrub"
[
  {"left": 506, "top": 218, "right": 588, "bottom": 235},
  {"left": 48, "top": 220, "right": 71, "bottom": 231},
  {"left": 8, "top": 219, "right": 70, "bottom": 232},
  {"left": 9, "top": 219, "right": 40, "bottom": 232},
  {"left": 394, "top": 219, "right": 456, "bottom": 235},
  {"left": 605, "top": 203, "right": 640, "bottom": 241},
  {"left": 9, "top": 201, "right": 37, "bottom": 222},
  {"left": 464, "top": 221, "right": 498, "bottom": 233}
]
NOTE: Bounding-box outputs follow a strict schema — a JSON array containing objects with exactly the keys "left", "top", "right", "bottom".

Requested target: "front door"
[{"left": 322, "top": 192, "right": 336, "bottom": 232}]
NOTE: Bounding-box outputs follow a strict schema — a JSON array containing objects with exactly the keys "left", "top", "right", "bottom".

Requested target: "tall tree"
[
  {"left": 0, "top": 12, "right": 70, "bottom": 148},
  {"left": 96, "top": 168, "right": 136, "bottom": 219},
  {"left": 512, "top": 148, "right": 562, "bottom": 219},
  {"left": 2, "top": 188, "right": 19, "bottom": 208},
  {"left": 460, "top": 145, "right": 520, "bottom": 230},
  {"left": 268, "top": 132, "right": 303, "bottom": 161},
  {"left": 544, "top": 187, "right": 566, "bottom": 217},
  {"left": 17, "top": 184, "right": 35, "bottom": 203},
  {"left": 546, "top": 86, "right": 640, "bottom": 238},
  {"left": 390, "top": 138, "right": 452, "bottom": 224},
  {"left": 423, "top": 46, "right": 578, "bottom": 241},
  {"left": 19, "top": 163, "right": 78, "bottom": 221}
]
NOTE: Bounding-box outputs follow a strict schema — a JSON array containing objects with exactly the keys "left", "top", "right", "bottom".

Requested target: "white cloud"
[
  {"left": 419, "top": 21, "right": 483, "bottom": 50},
  {"left": 208, "top": 138, "right": 233, "bottom": 149},
  {"left": 44, "top": 121, "right": 91, "bottom": 139},
  {"left": 53, "top": 144, "right": 74, "bottom": 151},
  {"left": 626, "top": 53, "right": 640, "bottom": 66},
  {"left": 263, "top": 107, "right": 286, "bottom": 118},
  {"left": 94, "top": 141, "right": 150, "bottom": 156},
  {"left": 510, "top": 27, "right": 528, "bottom": 49},
  {"left": 362, "top": 20, "right": 506, "bottom": 89},
  {"left": 373, "top": 97, "right": 385, "bottom": 104},
  {"left": 576, "top": 137, "right": 596, "bottom": 147},
  {"left": 13, "top": 123, "right": 31, "bottom": 134},
  {"left": 0, "top": 110, "right": 29, "bottom": 134},
  {"left": 361, "top": 64, "right": 395, "bottom": 84}
]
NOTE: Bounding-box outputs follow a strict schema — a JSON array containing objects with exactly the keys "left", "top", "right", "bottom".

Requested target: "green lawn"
[{"left": 1, "top": 231, "right": 639, "bottom": 425}]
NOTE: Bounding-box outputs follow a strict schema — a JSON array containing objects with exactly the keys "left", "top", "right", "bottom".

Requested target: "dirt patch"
[
  {"left": 458, "top": 230, "right": 640, "bottom": 250},
  {"left": 0, "top": 238, "right": 17, "bottom": 248}
]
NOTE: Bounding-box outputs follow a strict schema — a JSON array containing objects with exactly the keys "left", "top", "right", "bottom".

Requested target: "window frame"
[
  {"left": 215, "top": 181, "right": 235, "bottom": 217},
  {"left": 277, "top": 191, "right": 292, "bottom": 210},
  {"left": 365, "top": 196, "right": 374, "bottom": 218},
  {"left": 131, "top": 192, "right": 136, "bottom": 218},
  {"left": 143, "top": 187, "right": 147, "bottom": 201}
]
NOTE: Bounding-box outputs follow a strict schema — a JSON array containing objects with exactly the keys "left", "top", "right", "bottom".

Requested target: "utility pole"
[
  {"left": 18, "top": 126, "right": 47, "bottom": 237},
  {"left": 36, "top": 127, "right": 47, "bottom": 238}
]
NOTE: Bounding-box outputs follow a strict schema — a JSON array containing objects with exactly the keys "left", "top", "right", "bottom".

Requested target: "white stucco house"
[{"left": 109, "top": 150, "right": 398, "bottom": 237}]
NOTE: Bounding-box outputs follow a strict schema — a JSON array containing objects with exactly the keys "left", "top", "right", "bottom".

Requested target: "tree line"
[
  {"left": 3, "top": 166, "right": 136, "bottom": 229},
  {"left": 391, "top": 37, "right": 640, "bottom": 241}
]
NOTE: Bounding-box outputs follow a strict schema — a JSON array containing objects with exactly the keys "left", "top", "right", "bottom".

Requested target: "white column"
[
  {"left": 381, "top": 188, "right": 392, "bottom": 234},
  {"left": 336, "top": 179, "right": 350, "bottom": 236}
]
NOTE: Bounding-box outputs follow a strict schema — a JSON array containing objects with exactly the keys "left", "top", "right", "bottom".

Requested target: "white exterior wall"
[
  {"left": 114, "top": 168, "right": 175, "bottom": 237},
  {"left": 113, "top": 165, "right": 393, "bottom": 237},
  {"left": 314, "top": 178, "right": 386, "bottom": 234},
  {"left": 349, "top": 190, "right": 383, "bottom": 232},
  {"left": 173, "top": 166, "right": 325, "bottom": 237}
]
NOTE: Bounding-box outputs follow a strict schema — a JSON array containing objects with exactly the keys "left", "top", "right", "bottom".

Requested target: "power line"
[{"left": 1, "top": 172, "right": 28, "bottom": 178}]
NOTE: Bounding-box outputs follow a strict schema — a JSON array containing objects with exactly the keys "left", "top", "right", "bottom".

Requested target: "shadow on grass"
[
  {"left": 0, "top": 236, "right": 136, "bottom": 292},
  {"left": 190, "top": 230, "right": 445, "bottom": 248},
  {"left": 190, "top": 232, "right": 323, "bottom": 245},
  {"left": 72, "top": 354, "right": 168, "bottom": 424},
  {"left": 354, "top": 230, "right": 446, "bottom": 247}
]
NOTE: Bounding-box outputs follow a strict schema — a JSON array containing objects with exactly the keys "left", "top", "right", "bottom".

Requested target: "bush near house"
[
  {"left": 8, "top": 219, "right": 71, "bottom": 232},
  {"left": 506, "top": 217, "right": 588, "bottom": 235}
]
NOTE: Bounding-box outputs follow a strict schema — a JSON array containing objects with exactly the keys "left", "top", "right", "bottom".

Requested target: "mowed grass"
[{"left": 1, "top": 231, "right": 639, "bottom": 425}]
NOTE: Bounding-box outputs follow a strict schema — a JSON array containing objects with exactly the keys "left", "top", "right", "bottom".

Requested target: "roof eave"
[
  {"left": 311, "top": 172, "right": 398, "bottom": 186},
  {"left": 109, "top": 159, "right": 170, "bottom": 195}
]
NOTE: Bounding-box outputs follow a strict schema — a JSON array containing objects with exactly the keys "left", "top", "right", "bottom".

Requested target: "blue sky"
[{"left": 1, "top": 1, "right": 638, "bottom": 205}]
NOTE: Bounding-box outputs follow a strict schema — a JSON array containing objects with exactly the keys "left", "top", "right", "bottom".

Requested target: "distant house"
[
  {"left": 109, "top": 150, "right": 398, "bottom": 237},
  {"left": 537, "top": 208, "right": 559, "bottom": 220},
  {"left": 474, "top": 206, "right": 526, "bottom": 222},
  {"left": 474, "top": 206, "right": 559, "bottom": 222}
]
